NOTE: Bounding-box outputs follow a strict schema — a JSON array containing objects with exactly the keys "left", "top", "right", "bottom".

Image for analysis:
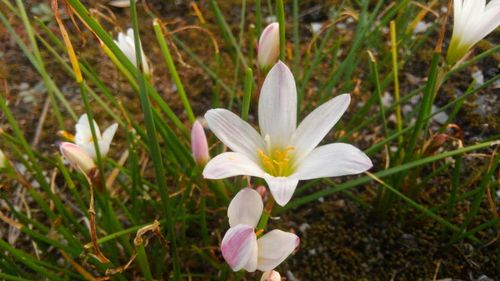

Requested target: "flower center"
[{"left": 257, "top": 146, "right": 295, "bottom": 177}]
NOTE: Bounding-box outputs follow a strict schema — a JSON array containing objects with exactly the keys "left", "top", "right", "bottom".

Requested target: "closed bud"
[
  {"left": 60, "top": 142, "right": 96, "bottom": 174},
  {"left": 191, "top": 120, "right": 210, "bottom": 166},
  {"left": 258, "top": 23, "right": 280, "bottom": 71},
  {"left": 261, "top": 270, "right": 281, "bottom": 281}
]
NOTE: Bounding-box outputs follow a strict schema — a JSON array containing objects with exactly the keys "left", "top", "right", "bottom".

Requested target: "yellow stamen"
[{"left": 257, "top": 146, "right": 295, "bottom": 177}]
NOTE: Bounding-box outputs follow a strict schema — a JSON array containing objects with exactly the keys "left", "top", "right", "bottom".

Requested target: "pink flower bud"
[
  {"left": 60, "top": 142, "right": 96, "bottom": 174},
  {"left": 261, "top": 270, "right": 281, "bottom": 281},
  {"left": 191, "top": 120, "right": 210, "bottom": 166},
  {"left": 258, "top": 23, "right": 280, "bottom": 70}
]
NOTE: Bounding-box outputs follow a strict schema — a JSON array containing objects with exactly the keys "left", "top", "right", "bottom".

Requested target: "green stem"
[
  {"left": 129, "top": 2, "right": 180, "bottom": 279},
  {"left": 276, "top": 0, "right": 286, "bottom": 61},
  {"left": 153, "top": 21, "right": 195, "bottom": 123},
  {"left": 241, "top": 67, "right": 253, "bottom": 121}
]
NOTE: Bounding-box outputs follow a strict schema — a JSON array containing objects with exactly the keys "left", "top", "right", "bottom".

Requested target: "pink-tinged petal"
[
  {"left": 258, "top": 61, "right": 297, "bottom": 149},
  {"left": 191, "top": 120, "right": 210, "bottom": 165},
  {"left": 228, "top": 188, "right": 263, "bottom": 228},
  {"left": 205, "top": 109, "right": 265, "bottom": 162},
  {"left": 258, "top": 23, "right": 280, "bottom": 69},
  {"left": 221, "top": 224, "right": 258, "bottom": 272},
  {"left": 263, "top": 174, "right": 299, "bottom": 207},
  {"left": 203, "top": 152, "right": 265, "bottom": 179},
  {"left": 293, "top": 143, "right": 372, "bottom": 180},
  {"left": 256, "top": 230, "right": 299, "bottom": 271},
  {"left": 291, "top": 94, "right": 350, "bottom": 163},
  {"left": 261, "top": 270, "right": 281, "bottom": 281},
  {"left": 59, "top": 142, "right": 95, "bottom": 174}
]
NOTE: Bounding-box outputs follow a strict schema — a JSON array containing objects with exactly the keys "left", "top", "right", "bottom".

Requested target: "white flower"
[
  {"left": 447, "top": 0, "right": 500, "bottom": 64},
  {"left": 0, "top": 149, "right": 6, "bottom": 169},
  {"left": 203, "top": 62, "right": 372, "bottom": 206},
  {"left": 114, "top": 28, "right": 150, "bottom": 75},
  {"left": 221, "top": 188, "right": 299, "bottom": 272},
  {"left": 74, "top": 114, "right": 118, "bottom": 159},
  {"left": 60, "top": 142, "right": 96, "bottom": 174}
]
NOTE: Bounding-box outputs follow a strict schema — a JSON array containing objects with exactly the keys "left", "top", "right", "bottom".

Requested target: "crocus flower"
[
  {"left": 203, "top": 62, "right": 372, "bottom": 206},
  {"left": 74, "top": 114, "right": 118, "bottom": 159},
  {"left": 191, "top": 120, "right": 210, "bottom": 166},
  {"left": 114, "top": 28, "right": 150, "bottom": 75},
  {"left": 446, "top": 0, "right": 500, "bottom": 64},
  {"left": 261, "top": 270, "right": 281, "bottom": 281},
  {"left": 258, "top": 23, "right": 280, "bottom": 71},
  {"left": 221, "top": 188, "right": 299, "bottom": 272},
  {"left": 0, "top": 149, "right": 6, "bottom": 169},
  {"left": 60, "top": 142, "right": 96, "bottom": 174}
]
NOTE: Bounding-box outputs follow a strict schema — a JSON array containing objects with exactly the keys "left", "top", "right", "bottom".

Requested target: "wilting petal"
[
  {"left": 221, "top": 224, "right": 258, "bottom": 272},
  {"left": 75, "top": 114, "right": 101, "bottom": 146},
  {"left": 291, "top": 94, "right": 350, "bottom": 163},
  {"left": 191, "top": 120, "right": 210, "bottom": 165},
  {"left": 203, "top": 152, "right": 265, "bottom": 179},
  {"left": 228, "top": 188, "right": 263, "bottom": 228},
  {"left": 293, "top": 143, "right": 372, "bottom": 180},
  {"left": 258, "top": 61, "right": 297, "bottom": 149},
  {"left": 263, "top": 174, "right": 299, "bottom": 206},
  {"left": 205, "top": 109, "right": 265, "bottom": 161},
  {"left": 60, "top": 142, "right": 95, "bottom": 174},
  {"left": 261, "top": 270, "right": 281, "bottom": 281},
  {"left": 256, "top": 230, "right": 299, "bottom": 271}
]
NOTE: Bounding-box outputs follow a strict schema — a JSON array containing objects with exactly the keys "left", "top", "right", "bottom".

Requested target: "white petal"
[
  {"left": 203, "top": 152, "right": 265, "bottom": 179},
  {"left": 74, "top": 114, "right": 101, "bottom": 146},
  {"left": 221, "top": 224, "right": 258, "bottom": 272},
  {"left": 258, "top": 61, "right": 297, "bottom": 149},
  {"left": 474, "top": 3, "right": 500, "bottom": 44},
  {"left": 102, "top": 123, "right": 118, "bottom": 144},
  {"left": 228, "top": 188, "right": 264, "bottom": 228},
  {"left": 293, "top": 143, "right": 372, "bottom": 180},
  {"left": 97, "top": 124, "right": 116, "bottom": 157},
  {"left": 263, "top": 174, "right": 299, "bottom": 206},
  {"left": 205, "top": 109, "right": 265, "bottom": 161},
  {"left": 291, "top": 94, "right": 350, "bottom": 163},
  {"left": 256, "top": 230, "right": 299, "bottom": 272}
]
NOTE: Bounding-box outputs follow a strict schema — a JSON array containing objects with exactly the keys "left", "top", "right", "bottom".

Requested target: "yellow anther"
[{"left": 257, "top": 146, "right": 295, "bottom": 177}]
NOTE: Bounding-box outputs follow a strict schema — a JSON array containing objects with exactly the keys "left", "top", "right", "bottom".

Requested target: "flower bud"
[
  {"left": 60, "top": 142, "right": 96, "bottom": 174},
  {"left": 261, "top": 270, "right": 281, "bottom": 281},
  {"left": 258, "top": 23, "right": 280, "bottom": 71},
  {"left": 191, "top": 120, "right": 210, "bottom": 166},
  {"left": 114, "top": 28, "right": 150, "bottom": 75},
  {"left": 0, "top": 149, "right": 6, "bottom": 169}
]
